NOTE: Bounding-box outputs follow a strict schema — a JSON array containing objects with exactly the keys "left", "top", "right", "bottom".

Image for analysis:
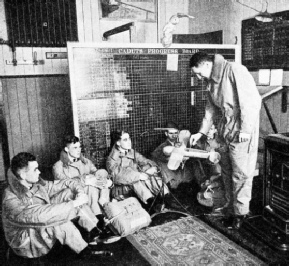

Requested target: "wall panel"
[
  {"left": 25, "top": 77, "right": 41, "bottom": 157},
  {"left": 2, "top": 75, "right": 74, "bottom": 177},
  {"left": 5, "top": 79, "right": 23, "bottom": 155}
]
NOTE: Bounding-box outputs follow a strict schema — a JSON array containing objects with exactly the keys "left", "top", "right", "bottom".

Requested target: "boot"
[
  {"left": 96, "top": 214, "right": 106, "bottom": 232},
  {"left": 83, "top": 226, "right": 102, "bottom": 243},
  {"left": 79, "top": 246, "right": 113, "bottom": 259},
  {"left": 164, "top": 194, "right": 179, "bottom": 209},
  {"left": 230, "top": 213, "right": 252, "bottom": 230},
  {"left": 145, "top": 197, "right": 155, "bottom": 212},
  {"left": 145, "top": 197, "right": 164, "bottom": 214}
]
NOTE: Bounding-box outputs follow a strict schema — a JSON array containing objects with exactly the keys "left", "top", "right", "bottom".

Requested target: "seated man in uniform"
[
  {"left": 106, "top": 129, "right": 174, "bottom": 211},
  {"left": 53, "top": 135, "right": 112, "bottom": 224},
  {"left": 151, "top": 122, "right": 195, "bottom": 190},
  {"left": 2, "top": 152, "right": 112, "bottom": 259}
]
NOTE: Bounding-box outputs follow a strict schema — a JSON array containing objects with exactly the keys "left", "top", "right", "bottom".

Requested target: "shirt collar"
[
  {"left": 68, "top": 154, "right": 79, "bottom": 163},
  {"left": 117, "top": 147, "right": 135, "bottom": 159},
  {"left": 210, "top": 54, "right": 226, "bottom": 84},
  {"left": 167, "top": 139, "right": 176, "bottom": 146}
]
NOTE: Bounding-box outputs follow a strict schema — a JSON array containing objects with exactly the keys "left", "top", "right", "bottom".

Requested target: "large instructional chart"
[{"left": 67, "top": 43, "right": 238, "bottom": 167}]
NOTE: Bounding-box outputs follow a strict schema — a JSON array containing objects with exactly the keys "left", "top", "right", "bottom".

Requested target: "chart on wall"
[
  {"left": 242, "top": 10, "right": 289, "bottom": 70},
  {"left": 67, "top": 43, "right": 238, "bottom": 168}
]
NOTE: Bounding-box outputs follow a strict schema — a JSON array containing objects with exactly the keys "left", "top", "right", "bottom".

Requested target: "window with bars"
[{"left": 4, "top": 0, "right": 78, "bottom": 47}]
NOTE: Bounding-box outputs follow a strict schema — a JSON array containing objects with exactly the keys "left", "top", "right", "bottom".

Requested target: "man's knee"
[{"left": 95, "top": 169, "right": 108, "bottom": 179}]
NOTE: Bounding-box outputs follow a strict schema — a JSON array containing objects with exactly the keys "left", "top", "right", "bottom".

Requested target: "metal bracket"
[{"left": 103, "top": 22, "right": 135, "bottom": 41}]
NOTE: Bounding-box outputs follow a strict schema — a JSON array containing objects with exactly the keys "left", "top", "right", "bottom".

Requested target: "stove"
[{"left": 245, "top": 133, "right": 289, "bottom": 251}]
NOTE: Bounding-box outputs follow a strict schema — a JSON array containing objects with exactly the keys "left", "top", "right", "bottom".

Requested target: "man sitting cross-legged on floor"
[
  {"left": 2, "top": 152, "right": 111, "bottom": 259},
  {"left": 53, "top": 135, "right": 112, "bottom": 227},
  {"left": 106, "top": 129, "right": 174, "bottom": 212},
  {"left": 151, "top": 121, "right": 195, "bottom": 190}
]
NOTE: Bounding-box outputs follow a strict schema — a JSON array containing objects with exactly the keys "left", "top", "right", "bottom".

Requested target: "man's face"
[
  {"left": 117, "top": 133, "right": 132, "bottom": 150},
  {"left": 165, "top": 129, "right": 179, "bottom": 143},
  {"left": 207, "top": 125, "right": 217, "bottom": 139},
  {"left": 20, "top": 161, "right": 40, "bottom": 184},
  {"left": 65, "top": 142, "right": 81, "bottom": 159},
  {"left": 192, "top": 62, "right": 212, "bottom": 80}
]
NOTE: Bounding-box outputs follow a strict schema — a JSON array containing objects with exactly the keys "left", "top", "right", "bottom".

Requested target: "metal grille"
[
  {"left": 4, "top": 0, "right": 78, "bottom": 47},
  {"left": 271, "top": 189, "right": 289, "bottom": 215}
]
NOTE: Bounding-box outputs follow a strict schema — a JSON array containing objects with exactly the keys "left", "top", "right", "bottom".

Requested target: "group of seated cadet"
[
  {"left": 2, "top": 126, "right": 218, "bottom": 261},
  {"left": 2, "top": 152, "right": 110, "bottom": 260},
  {"left": 151, "top": 121, "right": 195, "bottom": 190},
  {"left": 106, "top": 129, "right": 175, "bottom": 212}
]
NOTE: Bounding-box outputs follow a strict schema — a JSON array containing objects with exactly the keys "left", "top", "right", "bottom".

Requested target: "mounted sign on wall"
[{"left": 46, "top": 52, "right": 68, "bottom": 59}]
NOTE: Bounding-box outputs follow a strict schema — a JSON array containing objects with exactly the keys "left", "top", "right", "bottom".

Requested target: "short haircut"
[
  {"left": 11, "top": 152, "right": 36, "bottom": 177},
  {"left": 63, "top": 135, "right": 79, "bottom": 147},
  {"left": 110, "top": 129, "right": 129, "bottom": 146},
  {"left": 189, "top": 52, "right": 213, "bottom": 68}
]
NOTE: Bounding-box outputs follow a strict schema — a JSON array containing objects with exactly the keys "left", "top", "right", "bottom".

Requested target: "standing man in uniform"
[{"left": 189, "top": 52, "right": 261, "bottom": 229}]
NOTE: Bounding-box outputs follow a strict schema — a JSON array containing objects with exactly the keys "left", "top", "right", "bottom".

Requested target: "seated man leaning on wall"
[
  {"left": 151, "top": 122, "right": 195, "bottom": 190},
  {"left": 106, "top": 129, "right": 175, "bottom": 212},
  {"left": 53, "top": 135, "right": 112, "bottom": 225},
  {"left": 2, "top": 152, "right": 112, "bottom": 259}
]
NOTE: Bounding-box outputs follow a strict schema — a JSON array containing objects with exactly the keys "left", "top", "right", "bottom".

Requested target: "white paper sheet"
[
  {"left": 166, "top": 54, "right": 178, "bottom": 71},
  {"left": 258, "top": 69, "right": 270, "bottom": 85},
  {"left": 270, "top": 69, "right": 283, "bottom": 86}
]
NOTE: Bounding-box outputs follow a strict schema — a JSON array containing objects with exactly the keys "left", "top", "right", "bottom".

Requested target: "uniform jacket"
[
  {"left": 199, "top": 54, "right": 261, "bottom": 142},
  {"left": 151, "top": 139, "right": 173, "bottom": 163},
  {"left": 196, "top": 136, "right": 220, "bottom": 152},
  {"left": 151, "top": 140, "right": 182, "bottom": 185},
  {"left": 2, "top": 170, "right": 84, "bottom": 258},
  {"left": 53, "top": 151, "right": 98, "bottom": 182},
  {"left": 106, "top": 145, "right": 157, "bottom": 185}
]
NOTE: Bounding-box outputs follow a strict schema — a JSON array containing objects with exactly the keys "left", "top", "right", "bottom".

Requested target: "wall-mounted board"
[
  {"left": 67, "top": 42, "right": 239, "bottom": 167},
  {"left": 242, "top": 10, "right": 289, "bottom": 70}
]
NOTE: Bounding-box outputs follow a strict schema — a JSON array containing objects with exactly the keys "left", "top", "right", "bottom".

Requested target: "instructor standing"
[{"left": 189, "top": 52, "right": 261, "bottom": 230}]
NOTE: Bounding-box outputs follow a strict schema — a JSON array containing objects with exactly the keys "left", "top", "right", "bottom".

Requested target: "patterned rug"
[{"left": 127, "top": 216, "right": 265, "bottom": 265}]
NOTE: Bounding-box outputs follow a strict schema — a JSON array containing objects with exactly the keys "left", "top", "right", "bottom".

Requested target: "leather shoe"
[
  {"left": 164, "top": 194, "right": 180, "bottom": 209},
  {"left": 224, "top": 215, "right": 249, "bottom": 230},
  {"left": 79, "top": 246, "right": 113, "bottom": 259},
  {"left": 154, "top": 203, "right": 165, "bottom": 213},
  {"left": 98, "top": 226, "right": 115, "bottom": 240},
  {"left": 232, "top": 214, "right": 250, "bottom": 230},
  {"left": 221, "top": 216, "right": 235, "bottom": 228},
  {"left": 83, "top": 227, "right": 101, "bottom": 243}
]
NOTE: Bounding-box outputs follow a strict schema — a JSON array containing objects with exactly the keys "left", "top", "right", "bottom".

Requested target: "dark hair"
[
  {"left": 11, "top": 152, "right": 36, "bottom": 177},
  {"left": 165, "top": 121, "right": 179, "bottom": 131},
  {"left": 64, "top": 135, "right": 79, "bottom": 147},
  {"left": 110, "top": 129, "right": 129, "bottom": 147},
  {"left": 189, "top": 52, "right": 213, "bottom": 68}
]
